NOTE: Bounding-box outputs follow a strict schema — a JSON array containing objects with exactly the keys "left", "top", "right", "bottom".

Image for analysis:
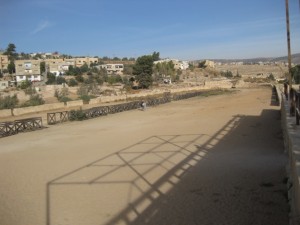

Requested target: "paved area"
[{"left": 0, "top": 87, "right": 289, "bottom": 225}]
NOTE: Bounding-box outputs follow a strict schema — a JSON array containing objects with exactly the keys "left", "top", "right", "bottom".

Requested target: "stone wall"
[
  {"left": 13, "top": 102, "right": 65, "bottom": 116},
  {"left": 0, "top": 109, "right": 12, "bottom": 118},
  {"left": 66, "top": 100, "right": 83, "bottom": 107},
  {"left": 279, "top": 85, "right": 300, "bottom": 225}
]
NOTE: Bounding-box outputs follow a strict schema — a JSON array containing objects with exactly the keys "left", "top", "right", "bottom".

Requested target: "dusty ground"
[{"left": 0, "top": 87, "right": 288, "bottom": 225}]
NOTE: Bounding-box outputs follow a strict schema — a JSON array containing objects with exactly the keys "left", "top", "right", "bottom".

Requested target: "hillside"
[{"left": 204, "top": 53, "right": 300, "bottom": 64}]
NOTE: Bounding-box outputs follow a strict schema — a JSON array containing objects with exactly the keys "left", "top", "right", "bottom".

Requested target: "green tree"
[
  {"left": 75, "top": 75, "right": 84, "bottom": 83},
  {"left": 80, "top": 63, "right": 89, "bottom": 73},
  {"left": 267, "top": 73, "right": 275, "bottom": 81},
  {"left": 40, "top": 61, "right": 46, "bottom": 74},
  {"left": 4, "top": 43, "right": 17, "bottom": 60},
  {"left": 152, "top": 51, "right": 160, "bottom": 61},
  {"left": 56, "top": 76, "right": 66, "bottom": 85},
  {"left": 221, "top": 70, "right": 233, "bottom": 78},
  {"left": 133, "top": 55, "right": 154, "bottom": 88},
  {"left": 7, "top": 61, "right": 15, "bottom": 74},
  {"left": 0, "top": 94, "right": 19, "bottom": 110},
  {"left": 68, "top": 78, "right": 78, "bottom": 87},
  {"left": 153, "top": 61, "right": 176, "bottom": 82},
  {"left": 291, "top": 65, "right": 300, "bottom": 84},
  {"left": 18, "top": 80, "right": 32, "bottom": 89},
  {"left": 4, "top": 43, "right": 17, "bottom": 74},
  {"left": 46, "top": 73, "right": 56, "bottom": 84}
]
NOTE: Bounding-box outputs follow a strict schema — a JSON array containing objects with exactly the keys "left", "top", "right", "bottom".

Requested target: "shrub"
[
  {"left": 56, "top": 76, "right": 66, "bottom": 85},
  {"left": 75, "top": 75, "right": 84, "bottom": 83},
  {"left": 21, "top": 94, "right": 45, "bottom": 107},
  {"left": 0, "top": 94, "right": 19, "bottom": 109},
  {"left": 69, "top": 109, "right": 87, "bottom": 121},
  {"left": 267, "top": 73, "right": 275, "bottom": 81},
  {"left": 59, "top": 96, "right": 72, "bottom": 103},
  {"left": 24, "top": 87, "right": 36, "bottom": 95},
  {"left": 68, "top": 78, "right": 78, "bottom": 87},
  {"left": 80, "top": 94, "right": 91, "bottom": 104},
  {"left": 18, "top": 80, "right": 31, "bottom": 89}
]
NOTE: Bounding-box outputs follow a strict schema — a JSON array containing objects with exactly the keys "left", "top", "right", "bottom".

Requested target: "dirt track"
[{"left": 0, "top": 87, "right": 288, "bottom": 225}]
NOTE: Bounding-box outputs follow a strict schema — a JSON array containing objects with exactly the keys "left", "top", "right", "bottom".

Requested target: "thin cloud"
[{"left": 31, "top": 20, "right": 52, "bottom": 34}]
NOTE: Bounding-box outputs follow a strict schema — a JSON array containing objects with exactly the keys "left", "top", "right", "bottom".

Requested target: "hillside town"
[
  {"left": 0, "top": 49, "right": 290, "bottom": 89},
  {"left": 0, "top": 43, "right": 292, "bottom": 116}
]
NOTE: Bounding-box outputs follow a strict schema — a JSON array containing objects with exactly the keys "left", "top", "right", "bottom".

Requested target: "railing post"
[{"left": 290, "top": 88, "right": 296, "bottom": 116}]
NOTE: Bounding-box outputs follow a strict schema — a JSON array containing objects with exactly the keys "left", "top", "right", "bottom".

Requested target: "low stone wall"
[
  {"left": 0, "top": 81, "right": 262, "bottom": 118},
  {"left": 89, "top": 97, "right": 101, "bottom": 105},
  {"left": 0, "top": 109, "right": 12, "bottom": 118},
  {"left": 13, "top": 103, "right": 65, "bottom": 116},
  {"left": 280, "top": 86, "right": 300, "bottom": 225},
  {"left": 66, "top": 100, "right": 83, "bottom": 107},
  {"left": 100, "top": 95, "right": 127, "bottom": 103}
]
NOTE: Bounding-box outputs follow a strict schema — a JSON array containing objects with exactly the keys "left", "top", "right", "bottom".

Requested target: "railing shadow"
[{"left": 46, "top": 109, "right": 288, "bottom": 225}]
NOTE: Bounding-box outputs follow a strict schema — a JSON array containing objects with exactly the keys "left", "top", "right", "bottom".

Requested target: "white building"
[{"left": 15, "top": 60, "right": 42, "bottom": 84}]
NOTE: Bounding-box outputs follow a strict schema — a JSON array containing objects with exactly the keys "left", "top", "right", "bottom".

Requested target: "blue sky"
[{"left": 1, "top": 0, "right": 300, "bottom": 60}]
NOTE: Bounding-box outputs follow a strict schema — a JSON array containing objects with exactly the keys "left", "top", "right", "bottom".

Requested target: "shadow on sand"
[{"left": 46, "top": 108, "right": 288, "bottom": 225}]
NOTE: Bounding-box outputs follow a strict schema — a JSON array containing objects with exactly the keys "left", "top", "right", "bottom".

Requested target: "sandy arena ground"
[{"left": 0, "top": 87, "right": 288, "bottom": 225}]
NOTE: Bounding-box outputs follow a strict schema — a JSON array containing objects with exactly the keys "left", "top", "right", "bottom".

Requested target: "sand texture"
[{"left": 0, "top": 87, "right": 288, "bottom": 225}]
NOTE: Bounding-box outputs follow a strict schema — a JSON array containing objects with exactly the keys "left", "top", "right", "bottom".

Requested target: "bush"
[
  {"left": 56, "top": 76, "right": 66, "bottom": 85},
  {"left": 267, "top": 73, "right": 275, "bottom": 81},
  {"left": 21, "top": 94, "right": 45, "bottom": 107},
  {"left": 24, "top": 87, "right": 36, "bottom": 95},
  {"left": 69, "top": 109, "right": 87, "bottom": 121},
  {"left": 68, "top": 78, "right": 78, "bottom": 87},
  {"left": 0, "top": 94, "right": 19, "bottom": 109},
  {"left": 75, "top": 75, "right": 84, "bottom": 83},
  {"left": 59, "top": 96, "right": 72, "bottom": 103},
  {"left": 80, "top": 94, "right": 91, "bottom": 104},
  {"left": 18, "top": 80, "right": 31, "bottom": 89}
]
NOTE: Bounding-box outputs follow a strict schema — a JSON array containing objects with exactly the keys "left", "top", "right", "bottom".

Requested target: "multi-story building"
[
  {"left": 44, "top": 58, "right": 77, "bottom": 75},
  {"left": 75, "top": 57, "right": 98, "bottom": 67},
  {"left": 15, "top": 59, "right": 42, "bottom": 83},
  {"left": 61, "top": 58, "right": 76, "bottom": 71},
  {"left": 98, "top": 64, "right": 124, "bottom": 75},
  {"left": 0, "top": 55, "right": 9, "bottom": 72},
  {"left": 44, "top": 59, "right": 64, "bottom": 76}
]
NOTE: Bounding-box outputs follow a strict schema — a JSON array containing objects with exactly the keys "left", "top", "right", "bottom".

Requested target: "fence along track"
[
  {"left": 47, "top": 111, "right": 69, "bottom": 125},
  {"left": 46, "top": 91, "right": 202, "bottom": 125},
  {"left": 172, "top": 91, "right": 203, "bottom": 101},
  {"left": 0, "top": 117, "right": 43, "bottom": 138},
  {"left": 0, "top": 90, "right": 205, "bottom": 138}
]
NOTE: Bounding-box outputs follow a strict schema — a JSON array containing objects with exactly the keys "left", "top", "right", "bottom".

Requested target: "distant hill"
[{"left": 205, "top": 53, "right": 300, "bottom": 64}]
